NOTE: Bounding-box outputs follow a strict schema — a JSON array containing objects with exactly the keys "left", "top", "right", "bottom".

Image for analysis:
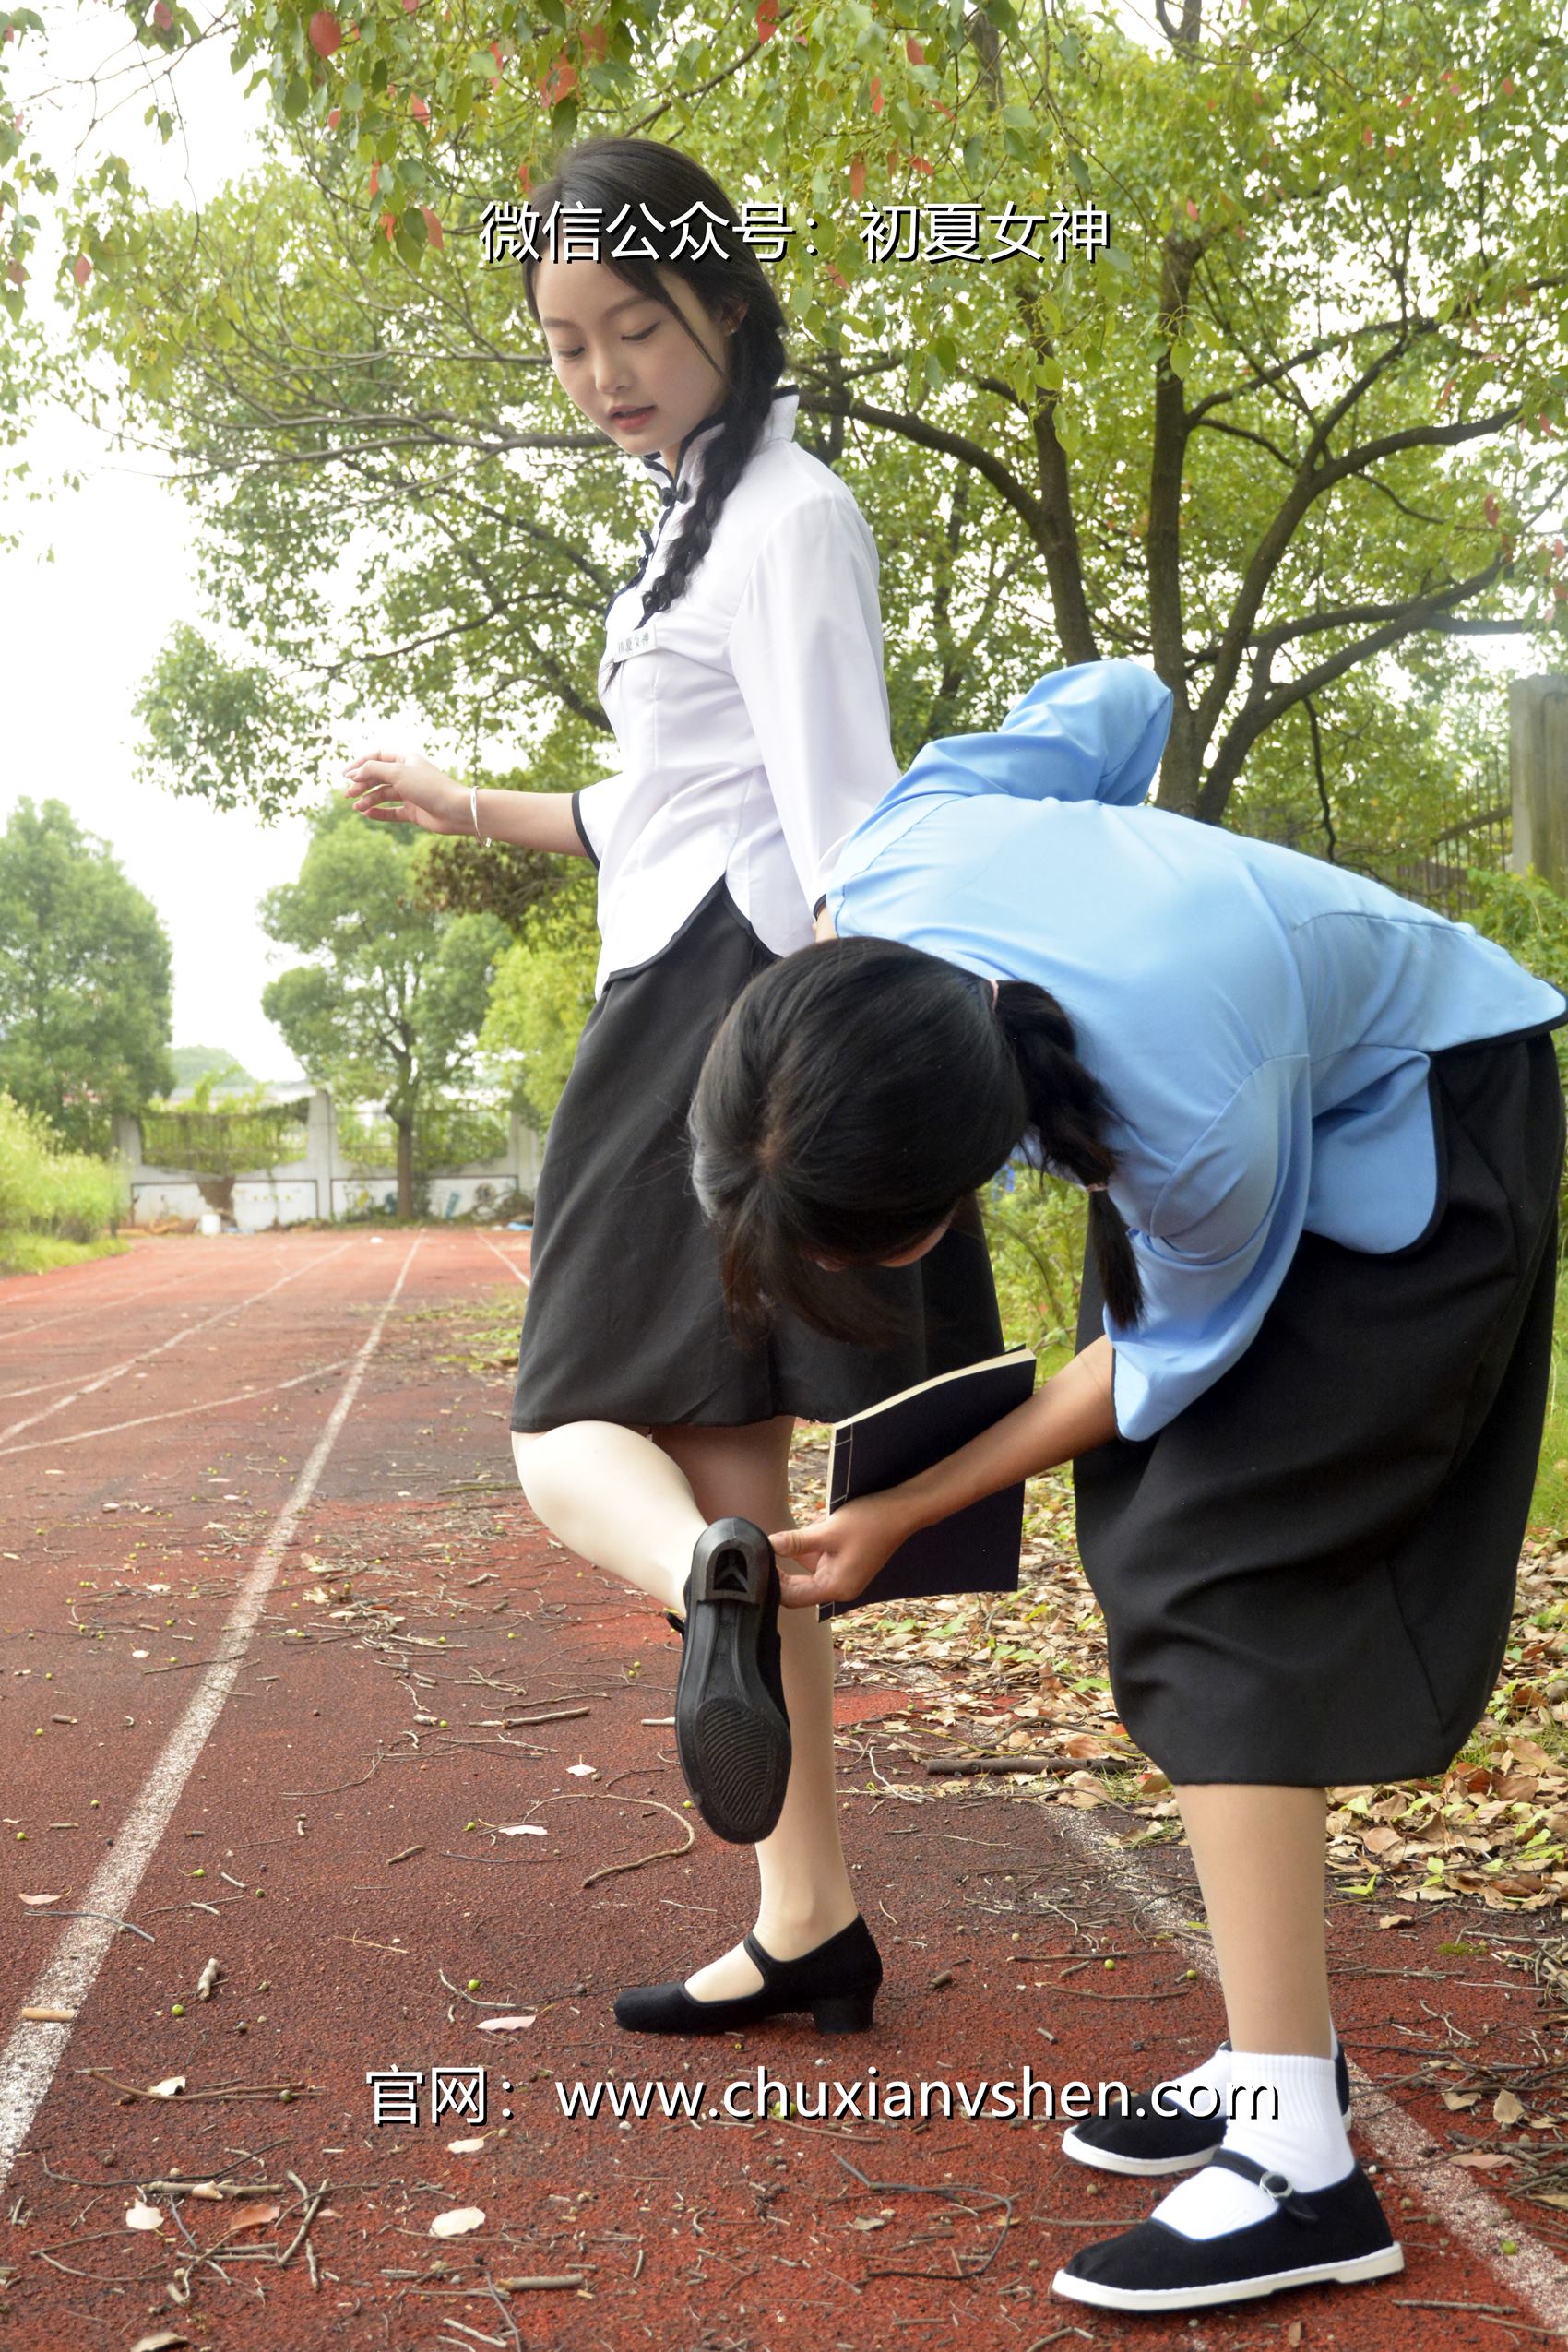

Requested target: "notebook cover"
[{"left": 818, "top": 1348, "right": 1038, "bottom": 1619}]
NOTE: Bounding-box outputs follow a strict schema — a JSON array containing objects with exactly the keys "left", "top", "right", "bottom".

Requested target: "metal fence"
[{"left": 1363, "top": 746, "right": 1513, "bottom": 921}]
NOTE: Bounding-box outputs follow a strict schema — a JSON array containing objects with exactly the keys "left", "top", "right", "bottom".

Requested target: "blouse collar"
[{"left": 636, "top": 384, "right": 800, "bottom": 510}]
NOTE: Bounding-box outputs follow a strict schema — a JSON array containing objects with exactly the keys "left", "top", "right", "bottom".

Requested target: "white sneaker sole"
[
  {"left": 1051, "top": 2239, "right": 1405, "bottom": 2312},
  {"left": 1061, "top": 2124, "right": 1213, "bottom": 2176},
  {"left": 1060, "top": 2102, "right": 1355, "bottom": 2179}
]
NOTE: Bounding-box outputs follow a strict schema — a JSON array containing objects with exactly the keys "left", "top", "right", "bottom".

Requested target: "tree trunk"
[{"left": 395, "top": 1117, "right": 415, "bottom": 1219}]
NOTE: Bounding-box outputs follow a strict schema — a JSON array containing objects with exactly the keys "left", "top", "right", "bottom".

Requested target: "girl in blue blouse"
[{"left": 689, "top": 656, "right": 1567, "bottom": 2317}]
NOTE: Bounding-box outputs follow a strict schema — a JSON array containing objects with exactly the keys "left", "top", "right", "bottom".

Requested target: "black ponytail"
[
  {"left": 992, "top": 980, "right": 1144, "bottom": 1328},
  {"left": 690, "top": 937, "right": 1144, "bottom": 1343},
  {"left": 519, "top": 136, "right": 790, "bottom": 691}
]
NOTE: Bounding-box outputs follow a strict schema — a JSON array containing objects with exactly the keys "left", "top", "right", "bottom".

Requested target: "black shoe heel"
[
  {"left": 615, "top": 1916, "right": 883, "bottom": 2037},
  {"left": 810, "top": 1988, "right": 878, "bottom": 2034},
  {"left": 674, "top": 1517, "right": 791, "bottom": 1846}
]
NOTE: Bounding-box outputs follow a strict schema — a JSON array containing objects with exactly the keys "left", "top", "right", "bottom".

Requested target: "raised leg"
[
  {"left": 511, "top": 1417, "right": 859, "bottom": 2001},
  {"left": 511, "top": 1422, "right": 697, "bottom": 1616}
]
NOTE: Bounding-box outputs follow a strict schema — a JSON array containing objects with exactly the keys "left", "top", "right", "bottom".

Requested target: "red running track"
[{"left": 1, "top": 1229, "right": 1566, "bottom": 2348}]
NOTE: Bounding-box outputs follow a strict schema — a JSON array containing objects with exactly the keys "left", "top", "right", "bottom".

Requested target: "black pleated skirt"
[
  {"left": 1071, "top": 1030, "right": 1564, "bottom": 1786},
  {"left": 511, "top": 878, "right": 1004, "bottom": 1443}
]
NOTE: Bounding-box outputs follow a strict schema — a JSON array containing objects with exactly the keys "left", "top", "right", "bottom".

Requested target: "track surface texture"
[{"left": 2, "top": 1229, "right": 1567, "bottom": 2350}]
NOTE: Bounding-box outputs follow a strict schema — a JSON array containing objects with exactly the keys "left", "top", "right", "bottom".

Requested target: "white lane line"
[
  {"left": 0, "top": 1235, "right": 420, "bottom": 2193},
  {"left": 1052, "top": 1803, "right": 1568, "bottom": 2334},
  {"left": 0, "top": 1250, "right": 237, "bottom": 1347},
  {"left": 0, "top": 1241, "right": 352, "bottom": 1443},
  {"left": 481, "top": 1234, "right": 529, "bottom": 1286},
  {"left": 0, "top": 1355, "right": 360, "bottom": 1457}
]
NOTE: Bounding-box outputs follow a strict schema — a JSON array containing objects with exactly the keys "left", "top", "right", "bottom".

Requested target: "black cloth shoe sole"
[
  {"left": 1063, "top": 2037, "right": 1352, "bottom": 2176},
  {"left": 1052, "top": 2149, "right": 1403, "bottom": 2312},
  {"left": 672, "top": 1518, "right": 791, "bottom": 1845},
  {"left": 613, "top": 1915, "right": 883, "bottom": 2036}
]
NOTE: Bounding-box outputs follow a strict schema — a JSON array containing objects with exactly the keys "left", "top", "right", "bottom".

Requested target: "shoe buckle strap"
[{"left": 1208, "top": 2147, "right": 1321, "bottom": 2222}]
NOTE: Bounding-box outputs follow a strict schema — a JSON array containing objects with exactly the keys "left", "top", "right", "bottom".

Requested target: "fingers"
[{"left": 778, "top": 1562, "right": 833, "bottom": 1609}]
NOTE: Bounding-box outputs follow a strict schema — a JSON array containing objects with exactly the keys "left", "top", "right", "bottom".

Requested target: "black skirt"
[
  {"left": 1071, "top": 1030, "right": 1564, "bottom": 1787},
  {"left": 511, "top": 878, "right": 1004, "bottom": 1438}
]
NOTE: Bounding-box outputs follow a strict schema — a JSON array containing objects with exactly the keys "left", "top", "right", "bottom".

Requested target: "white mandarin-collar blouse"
[{"left": 570, "top": 386, "right": 901, "bottom": 995}]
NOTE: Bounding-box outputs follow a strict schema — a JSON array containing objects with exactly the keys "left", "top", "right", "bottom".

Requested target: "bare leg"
[
  {"left": 1173, "top": 1784, "right": 1334, "bottom": 2055},
  {"left": 654, "top": 1417, "right": 858, "bottom": 1999},
  {"left": 512, "top": 1422, "right": 697, "bottom": 1616},
  {"left": 512, "top": 1418, "right": 858, "bottom": 2000}
]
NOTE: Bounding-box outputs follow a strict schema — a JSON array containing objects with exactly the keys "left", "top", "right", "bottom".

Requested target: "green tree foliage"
[
  {"left": 259, "top": 797, "right": 509, "bottom": 1213},
  {"left": 0, "top": 798, "right": 173, "bottom": 1151},
  {"left": 35, "top": 0, "right": 1563, "bottom": 877},
  {"left": 478, "top": 865, "right": 600, "bottom": 1125},
  {"left": 1464, "top": 865, "right": 1568, "bottom": 1106},
  {"left": 169, "top": 1045, "right": 258, "bottom": 1091}
]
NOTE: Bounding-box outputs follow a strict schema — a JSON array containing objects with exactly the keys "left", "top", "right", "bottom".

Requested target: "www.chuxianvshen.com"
[{"left": 553, "top": 2068, "right": 1281, "bottom": 2125}]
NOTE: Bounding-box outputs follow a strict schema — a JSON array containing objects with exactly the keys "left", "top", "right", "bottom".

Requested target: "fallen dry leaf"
[
  {"left": 429, "top": 2205, "right": 485, "bottom": 2239},
  {"left": 447, "top": 2135, "right": 488, "bottom": 2153},
  {"left": 146, "top": 2075, "right": 185, "bottom": 2100},
  {"left": 566, "top": 1761, "right": 598, "bottom": 1778},
  {"left": 1376, "top": 1913, "right": 1414, "bottom": 1930},
  {"left": 1494, "top": 2088, "right": 1526, "bottom": 2127},
  {"left": 493, "top": 1823, "right": 547, "bottom": 1837},
  {"left": 125, "top": 2202, "right": 165, "bottom": 2231},
  {"left": 1450, "top": 2151, "right": 1514, "bottom": 2170},
  {"left": 18, "top": 1894, "right": 61, "bottom": 1907},
  {"left": 227, "top": 2200, "right": 281, "bottom": 2230},
  {"left": 130, "top": 2330, "right": 188, "bottom": 2352},
  {"left": 475, "top": 2013, "right": 536, "bottom": 2033},
  {"left": 1442, "top": 2089, "right": 1481, "bottom": 2111}
]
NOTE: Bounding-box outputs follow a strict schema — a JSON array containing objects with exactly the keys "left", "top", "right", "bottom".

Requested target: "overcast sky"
[{"left": 2, "top": 5, "right": 1553, "bottom": 1085}]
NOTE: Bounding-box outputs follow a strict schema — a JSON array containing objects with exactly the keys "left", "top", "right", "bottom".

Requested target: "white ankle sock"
[
  {"left": 1156, "top": 2040, "right": 1234, "bottom": 2118},
  {"left": 1150, "top": 2049, "right": 1353, "bottom": 2241}
]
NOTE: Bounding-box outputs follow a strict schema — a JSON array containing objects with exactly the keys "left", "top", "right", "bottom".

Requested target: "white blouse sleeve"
[
  {"left": 726, "top": 493, "right": 901, "bottom": 911},
  {"left": 570, "top": 770, "right": 634, "bottom": 868}
]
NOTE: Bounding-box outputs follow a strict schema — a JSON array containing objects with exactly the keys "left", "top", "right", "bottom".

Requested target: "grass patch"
[{"left": 0, "top": 1231, "right": 130, "bottom": 1277}]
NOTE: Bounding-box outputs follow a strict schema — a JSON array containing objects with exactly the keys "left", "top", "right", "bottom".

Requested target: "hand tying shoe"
[
  {"left": 614, "top": 1915, "right": 882, "bottom": 2036},
  {"left": 1051, "top": 2148, "right": 1403, "bottom": 2313},
  {"left": 1063, "top": 2036, "right": 1352, "bottom": 2177},
  {"left": 672, "top": 1517, "right": 791, "bottom": 1845}
]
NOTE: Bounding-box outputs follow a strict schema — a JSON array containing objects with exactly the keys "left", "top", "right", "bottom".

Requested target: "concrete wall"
[{"left": 113, "top": 1087, "right": 544, "bottom": 1229}]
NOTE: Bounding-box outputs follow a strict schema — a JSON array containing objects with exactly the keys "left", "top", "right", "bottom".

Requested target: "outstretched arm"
[
  {"left": 771, "top": 1336, "right": 1118, "bottom": 1610},
  {"left": 343, "top": 747, "right": 588, "bottom": 856}
]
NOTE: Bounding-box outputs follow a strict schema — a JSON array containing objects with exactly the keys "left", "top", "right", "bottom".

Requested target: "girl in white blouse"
[{"left": 344, "top": 135, "right": 1002, "bottom": 2037}]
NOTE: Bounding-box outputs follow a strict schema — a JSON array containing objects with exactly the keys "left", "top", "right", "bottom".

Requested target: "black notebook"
[{"left": 818, "top": 1347, "right": 1038, "bottom": 1619}]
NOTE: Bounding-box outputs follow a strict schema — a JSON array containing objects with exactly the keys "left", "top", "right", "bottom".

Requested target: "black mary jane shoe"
[
  {"left": 1051, "top": 2147, "right": 1404, "bottom": 2314},
  {"left": 614, "top": 1916, "right": 883, "bottom": 2037},
  {"left": 1062, "top": 2036, "right": 1353, "bottom": 2177},
  {"left": 670, "top": 1517, "right": 791, "bottom": 1846}
]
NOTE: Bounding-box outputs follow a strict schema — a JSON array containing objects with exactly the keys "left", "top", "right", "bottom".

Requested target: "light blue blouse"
[{"left": 826, "top": 659, "right": 1567, "bottom": 1442}]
